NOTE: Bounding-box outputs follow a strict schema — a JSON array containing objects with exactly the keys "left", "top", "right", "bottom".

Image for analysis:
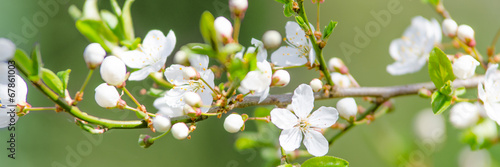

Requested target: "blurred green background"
[{"left": 1, "top": 0, "right": 500, "bottom": 166}]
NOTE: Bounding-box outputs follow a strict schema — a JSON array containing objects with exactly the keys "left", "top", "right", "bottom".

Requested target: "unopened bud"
[
  {"left": 182, "top": 66, "right": 200, "bottom": 80},
  {"left": 184, "top": 92, "right": 202, "bottom": 107},
  {"left": 94, "top": 83, "right": 120, "bottom": 108},
  {"left": 336, "top": 98, "right": 357, "bottom": 120},
  {"left": 100, "top": 56, "right": 127, "bottom": 86},
  {"left": 442, "top": 18, "right": 458, "bottom": 37},
  {"left": 174, "top": 51, "right": 189, "bottom": 65},
  {"left": 450, "top": 102, "right": 479, "bottom": 129},
  {"left": 418, "top": 88, "right": 432, "bottom": 98},
  {"left": 153, "top": 115, "right": 172, "bottom": 132},
  {"left": 83, "top": 43, "right": 106, "bottom": 69},
  {"left": 229, "top": 0, "right": 248, "bottom": 19},
  {"left": 309, "top": 78, "right": 323, "bottom": 92},
  {"left": 224, "top": 114, "right": 244, "bottom": 133},
  {"left": 331, "top": 72, "right": 351, "bottom": 88},
  {"left": 214, "top": 16, "right": 233, "bottom": 39},
  {"left": 262, "top": 30, "right": 282, "bottom": 50},
  {"left": 171, "top": 122, "right": 189, "bottom": 140},
  {"left": 457, "top": 24, "right": 475, "bottom": 47},
  {"left": 328, "top": 57, "right": 348, "bottom": 74},
  {"left": 271, "top": 70, "right": 290, "bottom": 87},
  {"left": 452, "top": 55, "right": 479, "bottom": 80}
]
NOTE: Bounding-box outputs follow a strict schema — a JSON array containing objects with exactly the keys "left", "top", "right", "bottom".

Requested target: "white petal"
[
  {"left": 258, "top": 87, "right": 270, "bottom": 103},
  {"left": 154, "top": 97, "right": 185, "bottom": 117},
  {"left": 303, "top": 130, "right": 329, "bottom": 156},
  {"left": 292, "top": 84, "right": 315, "bottom": 119},
  {"left": 251, "top": 38, "right": 268, "bottom": 61},
  {"left": 279, "top": 128, "right": 302, "bottom": 152},
  {"left": 117, "top": 50, "right": 150, "bottom": 69},
  {"left": 143, "top": 30, "right": 166, "bottom": 49},
  {"left": 271, "top": 108, "right": 298, "bottom": 129},
  {"left": 478, "top": 83, "right": 486, "bottom": 102},
  {"left": 308, "top": 106, "right": 339, "bottom": 129},
  {"left": 484, "top": 102, "right": 500, "bottom": 124},
  {"left": 164, "top": 88, "right": 187, "bottom": 108},
  {"left": 188, "top": 54, "right": 209, "bottom": 71},
  {"left": 128, "top": 66, "right": 156, "bottom": 81},
  {"left": 285, "top": 21, "right": 307, "bottom": 46},
  {"left": 162, "top": 30, "right": 176, "bottom": 59},
  {"left": 201, "top": 69, "right": 215, "bottom": 88},
  {"left": 271, "top": 46, "right": 307, "bottom": 67},
  {"left": 308, "top": 46, "right": 316, "bottom": 64},
  {"left": 386, "top": 55, "right": 426, "bottom": 75},
  {"left": 241, "top": 71, "right": 265, "bottom": 91},
  {"left": 164, "top": 64, "right": 188, "bottom": 85},
  {"left": 197, "top": 88, "right": 213, "bottom": 113},
  {"left": 0, "top": 38, "right": 16, "bottom": 61}
]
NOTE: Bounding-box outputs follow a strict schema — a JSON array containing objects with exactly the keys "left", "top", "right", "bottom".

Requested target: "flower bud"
[
  {"left": 224, "top": 114, "right": 244, "bottom": 133},
  {"left": 472, "top": 119, "right": 498, "bottom": 141},
  {"left": 271, "top": 70, "right": 290, "bottom": 87},
  {"left": 184, "top": 104, "right": 200, "bottom": 117},
  {"left": 328, "top": 57, "right": 348, "bottom": 74},
  {"left": 331, "top": 72, "right": 351, "bottom": 88},
  {"left": 83, "top": 43, "right": 106, "bottom": 69},
  {"left": 262, "top": 30, "right": 282, "bottom": 50},
  {"left": 94, "top": 83, "right": 120, "bottom": 108},
  {"left": 457, "top": 25, "right": 475, "bottom": 47},
  {"left": 414, "top": 109, "right": 445, "bottom": 143},
  {"left": 309, "top": 78, "right": 323, "bottom": 92},
  {"left": 182, "top": 66, "right": 200, "bottom": 80},
  {"left": 171, "top": 122, "right": 189, "bottom": 140},
  {"left": 183, "top": 92, "right": 202, "bottom": 107},
  {"left": 174, "top": 50, "right": 189, "bottom": 65},
  {"left": 229, "top": 0, "right": 248, "bottom": 19},
  {"left": 153, "top": 115, "right": 171, "bottom": 132},
  {"left": 336, "top": 98, "right": 357, "bottom": 120},
  {"left": 442, "top": 18, "right": 458, "bottom": 37},
  {"left": 452, "top": 55, "right": 480, "bottom": 79},
  {"left": 214, "top": 16, "right": 233, "bottom": 38},
  {"left": 449, "top": 102, "right": 479, "bottom": 129},
  {"left": 100, "top": 56, "right": 127, "bottom": 86}
]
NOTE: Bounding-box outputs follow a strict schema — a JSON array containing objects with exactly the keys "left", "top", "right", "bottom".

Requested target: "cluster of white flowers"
[{"left": 387, "top": 16, "right": 441, "bottom": 75}]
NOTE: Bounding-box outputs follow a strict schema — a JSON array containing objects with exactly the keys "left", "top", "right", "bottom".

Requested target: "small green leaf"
[
  {"left": 302, "top": 156, "right": 349, "bottom": 167},
  {"left": 76, "top": 19, "right": 119, "bottom": 52},
  {"left": 295, "top": 16, "right": 310, "bottom": 33},
  {"left": 121, "top": 37, "right": 141, "bottom": 50},
  {"left": 454, "top": 87, "right": 466, "bottom": 96},
  {"left": 428, "top": 47, "right": 455, "bottom": 89},
  {"left": 184, "top": 43, "right": 215, "bottom": 57},
  {"left": 228, "top": 58, "right": 247, "bottom": 81},
  {"left": 431, "top": 91, "right": 452, "bottom": 114},
  {"left": 439, "top": 80, "right": 453, "bottom": 96},
  {"left": 277, "top": 164, "right": 294, "bottom": 167},
  {"left": 57, "top": 69, "right": 71, "bottom": 97},
  {"left": 422, "top": 0, "right": 440, "bottom": 6},
  {"left": 41, "top": 68, "right": 65, "bottom": 95},
  {"left": 31, "top": 44, "right": 43, "bottom": 81},
  {"left": 13, "top": 49, "right": 33, "bottom": 77},
  {"left": 199, "top": 11, "right": 219, "bottom": 53},
  {"left": 323, "top": 21, "right": 338, "bottom": 42},
  {"left": 101, "top": 10, "right": 126, "bottom": 41},
  {"left": 283, "top": 2, "right": 294, "bottom": 17},
  {"left": 121, "top": 0, "right": 135, "bottom": 41}
]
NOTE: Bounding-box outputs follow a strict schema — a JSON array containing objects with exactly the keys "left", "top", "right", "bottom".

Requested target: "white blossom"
[
  {"left": 331, "top": 72, "right": 351, "bottom": 88},
  {"left": 457, "top": 24, "right": 475, "bottom": 44},
  {"left": 171, "top": 122, "right": 189, "bottom": 140},
  {"left": 387, "top": 16, "right": 441, "bottom": 75},
  {"left": 270, "top": 84, "right": 339, "bottom": 156},
  {"left": 271, "top": 21, "right": 315, "bottom": 67},
  {"left": 118, "top": 30, "right": 176, "bottom": 81},
  {"left": 449, "top": 102, "right": 480, "bottom": 129},
  {"left": 414, "top": 109, "right": 446, "bottom": 143},
  {"left": 0, "top": 63, "right": 27, "bottom": 128},
  {"left": 214, "top": 16, "right": 233, "bottom": 38},
  {"left": 240, "top": 60, "right": 272, "bottom": 103},
  {"left": 229, "top": 0, "right": 248, "bottom": 14},
  {"left": 459, "top": 147, "right": 491, "bottom": 167},
  {"left": 153, "top": 115, "right": 171, "bottom": 133},
  {"left": 478, "top": 64, "right": 500, "bottom": 125},
  {"left": 0, "top": 38, "right": 15, "bottom": 61},
  {"left": 271, "top": 70, "right": 290, "bottom": 87},
  {"left": 472, "top": 119, "right": 498, "bottom": 141},
  {"left": 182, "top": 66, "right": 199, "bottom": 80},
  {"left": 452, "top": 55, "right": 479, "bottom": 80},
  {"left": 309, "top": 78, "right": 323, "bottom": 92},
  {"left": 262, "top": 30, "right": 282, "bottom": 49},
  {"left": 83, "top": 43, "right": 106, "bottom": 69},
  {"left": 336, "top": 98, "right": 357, "bottom": 120},
  {"left": 173, "top": 50, "right": 189, "bottom": 65},
  {"left": 442, "top": 18, "right": 458, "bottom": 37},
  {"left": 94, "top": 83, "right": 120, "bottom": 108},
  {"left": 328, "top": 57, "right": 347, "bottom": 74},
  {"left": 100, "top": 56, "right": 127, "bottom": 86},
  {"left": 154, "top": 54, "right": 214, "bottom": 116},
  {"left": 224, "top": 114, "right": 244, "bottom": 133}
]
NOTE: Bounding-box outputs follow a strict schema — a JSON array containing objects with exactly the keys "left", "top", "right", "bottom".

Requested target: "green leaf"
[
  {"left": 428, "top": 47, "right": 455, "bottom": 90},
  {"left": 110, "top": 0, "right": 122, "bottom": 16},
  {"left": 454, "top": 87, "right": 466, "bottom": 96},
  {"left": 275, "top": 0, "right": 290, "bottom": 4},
  {"left": 101, "top": 10, "right": 126, "bottom": 41},
  {"left": 41, "top": 68, "right": 65, "bottom": 95},
  {"left": 68, "top": 5, "right": 82, "bottom": 21},
  {"left": 120, "top": 37, "right": 141, "bottom": 50},
  {"left": 302, "top": 156, "right": 349, "bottom": 167},
  {"left": 184, "top": 43, "right": 215, "bottom": 57},
  {"left": 283, "top": 2, "right": 294, "bottom": 17},
  {"left": 199, "top": 11, "right": 219, "bottom": 53},
  {"left": 439, "top": 80, "right": 453, "bottom": 96},
  {"left": 76, "top": 19, "right": 119, "bottom": 52},
  {"left": 57, "top": 69, "right": 71, "bottom": 97},
  {"left": 277, "top": 164, "right": 293, "bottom": 167},
  {"left": 13, "top": 49, "right": 33, "bottom": 77},
  {"left": 431, "top": 91, "right": 452, "bottom": 114},
  {"left": 295, "top": 16, "right": 310, "bottom": 33},
  {"left": 422, "top": 0, "right": 440, "bottom": 6},
  {"left": 235, "top": 136, "right": 258, "bottom": 150},
  {"left": 323, "top": 21, "right": 338, "bottom": 42},
  {"left": 120, "top": 0, "right": 135, "bottom": 40},
  {"left": 31, "top": 44, "right": 43, "bottom": 81},
  {"left": 228, "top": 58, "right": 247, "bottom": 81}
]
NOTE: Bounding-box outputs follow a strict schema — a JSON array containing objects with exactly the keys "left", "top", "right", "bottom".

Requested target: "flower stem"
[
  {"left": 280, "top": 147, "right": 290, "bottom": 164},
  {"left": 316, "top": 2, "right": 320, "bottom": 31},
  {"left": 79, "top": 69, "right": 94, "bottom": 94},
  {"left": 149, "top": 73, "right": 173, "bottom": 89},
  {"left": 273, "top": 64, "right": 307, "bottom": 70},
  {"left": 297, "top": 0, "right": 334, "bottom": 86},
  {"left": 149, "top": 129, "right": 170, "bottom": 142},
  {"left": 233, "top": 17, "right": 241, "bottom": 43},
  {"left": 122, "top": 87, "right": 142, "bottom": 107},
  {"left": 24, "top": 107, "right": 57, "bottom": 112},
  {"left": 200, "top": 77, "right": 219, "bottom": 95},
  {"left": 125, "top": 106, "right": 154, "bottom": 118}
]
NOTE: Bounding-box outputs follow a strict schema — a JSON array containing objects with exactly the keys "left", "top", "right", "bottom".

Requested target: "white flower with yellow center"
[
  {"left": 238, "top": 39, "right": 272, "bottom": 103},
  {"left": 478, "top": 64, "right": 500, "bottom": 125},
  {"left": 270, "top": 84, "right": 339, "bottom": 156},
  {"left": 271, "top": 21, "right": 315, "bottom": 67},
  {"left": 154, "top": 54, "right": 214, "bottom": 116},
  {"left": 118, "top": 30, "right": 176, "bottom": 81},
  {"left": 387, "top": 16, "right": 441, "bottom": 75}
]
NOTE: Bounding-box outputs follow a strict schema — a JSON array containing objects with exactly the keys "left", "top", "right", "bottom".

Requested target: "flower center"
[{"left": 296, "top": 118, "right": 310, "bottom": 132}]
